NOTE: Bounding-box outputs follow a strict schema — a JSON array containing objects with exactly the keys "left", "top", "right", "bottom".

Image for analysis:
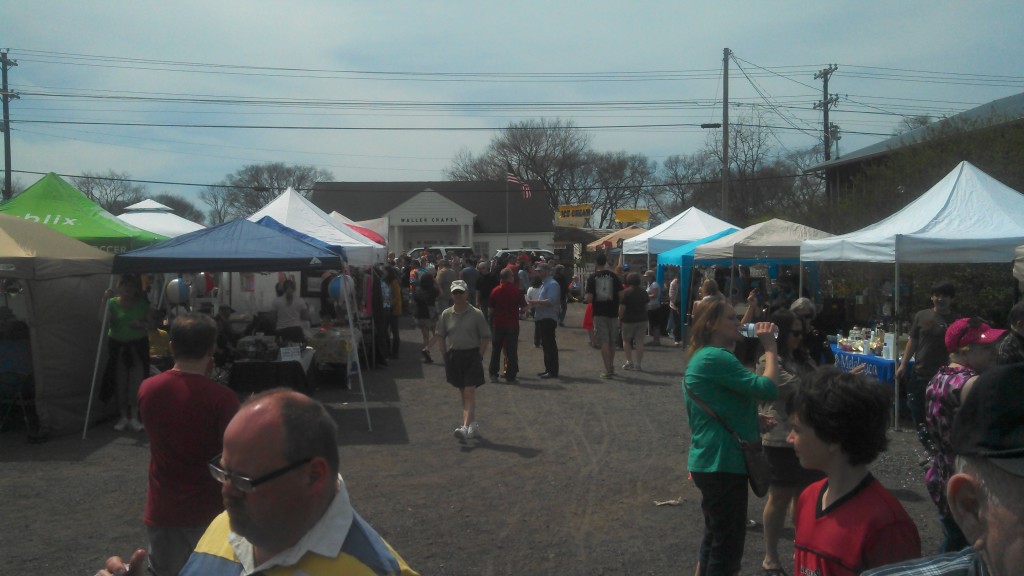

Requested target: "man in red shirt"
[
  {"left": 488, "top": 268, "right": 527, "bottom": 383},
  {"left": 138, "top": 312, "right": 240, "bottom": 576}
]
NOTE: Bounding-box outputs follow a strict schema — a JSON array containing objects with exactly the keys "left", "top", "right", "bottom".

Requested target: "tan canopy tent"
[
  {"left": 0, "top": 214, "right": 114, "bottom": 435},
  {"left": 586, "top": 225, "right": 645, "bottom": 252}
]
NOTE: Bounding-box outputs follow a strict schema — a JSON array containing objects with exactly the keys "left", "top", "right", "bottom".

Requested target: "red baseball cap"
[{"left": 944, "top": 317, "right": 1006, "bottom": 352}]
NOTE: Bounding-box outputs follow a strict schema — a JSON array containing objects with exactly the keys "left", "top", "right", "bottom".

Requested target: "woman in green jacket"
[{"left": 683, "top": 298, "right": 779, "bottom": 576}]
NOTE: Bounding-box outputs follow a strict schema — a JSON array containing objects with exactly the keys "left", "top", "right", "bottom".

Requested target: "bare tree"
[
  {"left": 892, "top": 115, "right": 933, "bottom": 136},
  {"left": 446, "top": 118, "right": 593, "bottom": 214},
  {"left": 72, "top": 170, "right": 146, "bottom": 214},
  {"left": 659, "top": 152, "right": 720, "bottom": 218},
  {"left": 151, "top": 192, "right": 206, "bottom": 225},
  {"left": 200, "top": 162, "right": 334, "bottom": 222},
  {"left": 200, "top": 186, "right": 233, "bottom": 225},
  {"left": 587, "top": 152, "right": 658, "bottom": 228}
]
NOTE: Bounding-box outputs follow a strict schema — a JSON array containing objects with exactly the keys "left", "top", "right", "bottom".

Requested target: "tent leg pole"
[
  {"left": 344, "top": 274, "right": 373, "bottom": 431},
  {"left": 84, "top": 276, "right": 115, "bottom": 439},
  {"left": 893, "top": 262, "right": 900, "bottom": 432}
]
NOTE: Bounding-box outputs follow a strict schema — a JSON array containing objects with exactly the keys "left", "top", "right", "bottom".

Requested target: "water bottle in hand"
[{"left": 739, "top": 323, "right": 778, "bottom": 339}]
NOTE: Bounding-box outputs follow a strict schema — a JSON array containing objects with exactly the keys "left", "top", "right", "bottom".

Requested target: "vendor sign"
[
  {"left": 615, "top": 209, "right": 649, "bottom": 223},
  {"left": 557, "top": 205, "right": 591, "bottom": 228}
]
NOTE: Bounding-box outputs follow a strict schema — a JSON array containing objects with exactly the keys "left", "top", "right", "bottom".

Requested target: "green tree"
[{"left": 200, "top": 162, "right": 334, "bottom": 222}]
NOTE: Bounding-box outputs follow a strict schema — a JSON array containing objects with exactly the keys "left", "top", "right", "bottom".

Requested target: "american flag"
[{"left": 506, "top": 170, "right": 532, "bottom": 199}]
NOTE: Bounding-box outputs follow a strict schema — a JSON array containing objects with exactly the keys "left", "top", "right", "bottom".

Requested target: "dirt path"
[{"left": 0, "top": 303, "right": 940, "bottom": 575}]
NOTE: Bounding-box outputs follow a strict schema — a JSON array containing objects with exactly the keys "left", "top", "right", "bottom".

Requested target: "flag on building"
[{"left": 506, "top": 167, "right": 532, "bottom": 199}]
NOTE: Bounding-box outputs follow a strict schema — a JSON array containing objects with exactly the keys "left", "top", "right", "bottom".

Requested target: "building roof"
[
  {"left": 806, "top": 91, "right": 1024, "bottom": 172},
  {"left": 310, "top": 181, "right": 552, "bottom": 234}
]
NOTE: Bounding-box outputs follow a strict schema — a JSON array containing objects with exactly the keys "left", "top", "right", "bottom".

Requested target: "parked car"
[
  {"left": 405, "top": 246, "right": 474, "bottom": 261},
  {"left": 493, "top": 248, "right": 556, "bottom": 263}
]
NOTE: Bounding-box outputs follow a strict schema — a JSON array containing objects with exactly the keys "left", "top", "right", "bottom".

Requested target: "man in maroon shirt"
[
  {"left": 488, "top": 268, "right": 527, "bottom": 383},
  {"left": 138, "top": 312, "right": 240, "bottom": 576}
]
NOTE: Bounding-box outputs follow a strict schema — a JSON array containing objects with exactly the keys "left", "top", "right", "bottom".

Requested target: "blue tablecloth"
[{"left": 830, "top": 343, "right": 904, "bottom": 385}]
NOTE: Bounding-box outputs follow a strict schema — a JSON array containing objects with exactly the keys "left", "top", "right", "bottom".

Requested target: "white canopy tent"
[
  {"left": 117, "top": 199, "right": 205, "bottom": 238},
  {"left": 249, "top": 188, "right": 385, "bottom": 265},
  {"left": 329, "top": 211, "right": 389, "bottom": 246},
  {"left": 695, "top": 218, "right": 832, "bottom": 297},
  {"left": 801, "top": 161, "right": 1024, "bottom": 265},
  {"left": 622, "top": 207, "right": 735, "bottom": 255},
  {"left": 694, "top": 218, "right": 832, "bottom": 261}
]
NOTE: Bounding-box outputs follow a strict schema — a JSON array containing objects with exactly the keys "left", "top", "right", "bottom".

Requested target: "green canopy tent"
[{"left": 0, "top": 173, "right": 166, "bottom": 253}]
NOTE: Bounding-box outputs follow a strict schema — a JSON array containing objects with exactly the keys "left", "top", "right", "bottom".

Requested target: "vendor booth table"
[
  {"left": 830, "top": 344, "right": 901, "bottom": 385},
  {"left": 830, "top": 344, "right": 912, "bottom": 431},
  {"left": 228, "top": 342, "right": 315, "bottom": 396}
]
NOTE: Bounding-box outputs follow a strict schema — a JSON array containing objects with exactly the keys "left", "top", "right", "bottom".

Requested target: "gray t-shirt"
[{"left": 437, "top": 305, "right": 490, "bottom": 350}]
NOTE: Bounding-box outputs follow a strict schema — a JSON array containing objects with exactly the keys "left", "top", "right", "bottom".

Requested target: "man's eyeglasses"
[{"left": 208, "top": 453, "right": 313, "bottom": 493}]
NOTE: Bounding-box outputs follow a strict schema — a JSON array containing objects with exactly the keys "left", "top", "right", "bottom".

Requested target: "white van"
[{"left": 406, "top": 246, "right": 475, "bottom": 261}]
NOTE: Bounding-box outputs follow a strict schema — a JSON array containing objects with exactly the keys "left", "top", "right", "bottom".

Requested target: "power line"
[
  {"left": 10, "top": 117, "right": 893, "bottom": 136},
  {"left": 12, "top": 166, "right": 807, "bottom": 193}
]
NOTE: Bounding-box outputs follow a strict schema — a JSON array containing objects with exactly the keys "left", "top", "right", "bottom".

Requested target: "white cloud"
[{"left": 3, "top": 0, "right": 1021, "bottom": 207}]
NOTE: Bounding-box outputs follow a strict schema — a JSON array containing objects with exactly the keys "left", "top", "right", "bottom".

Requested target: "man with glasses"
[
  {"left": 137, "top": 313, "right": 240, "bottom": 576},
  {"left": 98, "top": 388, "right": 418, "bottom": 576}
]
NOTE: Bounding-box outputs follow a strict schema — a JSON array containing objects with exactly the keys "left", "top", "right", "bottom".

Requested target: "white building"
[{"left": 309, "top": 181, "right": 554, "bottom": 258}]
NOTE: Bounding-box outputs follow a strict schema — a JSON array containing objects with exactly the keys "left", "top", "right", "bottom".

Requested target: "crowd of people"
[
  {"left": 680, "top": 279, "right": 1023, "bottom": 576},
  {"left": 86, "top": 256, "right": 1024, "bottom": 575}
]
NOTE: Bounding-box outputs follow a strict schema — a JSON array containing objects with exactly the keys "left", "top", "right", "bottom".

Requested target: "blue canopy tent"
[
  {"left": 86, "top": 218, "right": 361, "bottom": 438},
  {"left": 111, "top": 217, "right": 343, "bottom": 273},
  {"left": 655, "top": 228, "right": 739, "bottom": 339}
]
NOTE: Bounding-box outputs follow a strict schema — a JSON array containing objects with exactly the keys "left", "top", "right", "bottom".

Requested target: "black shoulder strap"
[{"left": 683, "top": 376, "right": 746, "bottom": 446}]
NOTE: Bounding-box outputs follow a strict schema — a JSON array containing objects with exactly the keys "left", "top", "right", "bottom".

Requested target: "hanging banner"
[
  {"left": 615, "top": 209, "right": 650, "bottom": 223},
  {"left": 556, "top": 205, "right": 592, "bottom": 228}
]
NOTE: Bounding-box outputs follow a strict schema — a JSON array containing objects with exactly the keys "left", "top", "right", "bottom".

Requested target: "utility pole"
[
  {"left": 722, "top": 48, "right": 731, "bottom": 222},
  {"left": 1, "top": 50, "right": 18, "bottom": 201},
  {"left": 814, "top": 64, "right": 839, "bottom": 212},
  {"left": 814, "top": 64, "right": 839, "bottom": 161}
]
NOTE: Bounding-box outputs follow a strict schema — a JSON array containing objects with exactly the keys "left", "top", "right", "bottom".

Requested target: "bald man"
[{"left": 99, "top": 389, "right": 417, "bottom": 576}]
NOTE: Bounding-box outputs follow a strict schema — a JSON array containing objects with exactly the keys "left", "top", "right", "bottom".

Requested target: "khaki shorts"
[
  {"left": 621, "top": 320, "right": 646, "bottom": 342},
  {"left": 593, "top": 315, "right": 619, "bottom": 345}
]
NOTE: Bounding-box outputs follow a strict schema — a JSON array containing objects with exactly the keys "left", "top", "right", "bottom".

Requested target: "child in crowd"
[{"left": 788, "top": 366, "right": 921, "bottom": 575}]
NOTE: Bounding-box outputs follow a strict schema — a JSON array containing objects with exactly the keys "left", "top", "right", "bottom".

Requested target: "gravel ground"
[{"left": 0, "top": 303, "right": 940, "bottom": 575}]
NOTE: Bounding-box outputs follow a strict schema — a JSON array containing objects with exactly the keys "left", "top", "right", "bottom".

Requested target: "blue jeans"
[
  {"left": 489, "top": 326, "right": 520, "bottom": 379},
  {"left": 691, "top": 471, "right": 749, "bottom": 576}
]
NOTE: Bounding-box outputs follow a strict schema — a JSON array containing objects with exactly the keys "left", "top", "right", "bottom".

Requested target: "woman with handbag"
[{"left": 683, "top": 298, "right": 779, "bottom": 576}]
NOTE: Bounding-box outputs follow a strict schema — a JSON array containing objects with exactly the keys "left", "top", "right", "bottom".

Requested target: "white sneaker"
[
  {"left": 467, "top": 422, "right": 479, "bottom": 438},
  {"left": 113, "top": 417, "right": 129, "bottom": 432},
  {"left": 622, "top": 361, "right": 635, "bottom": 371},
  {"left": 129, "top": 418, "right": 145, "bottom": 432},
  {"left": 454, "top": 426, "right": 468, "bottom": 440}
]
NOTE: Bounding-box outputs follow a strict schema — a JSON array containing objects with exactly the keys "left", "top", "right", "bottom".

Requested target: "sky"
[{"left": 3, "top": 1, "right": 1023, "bottom": 212}]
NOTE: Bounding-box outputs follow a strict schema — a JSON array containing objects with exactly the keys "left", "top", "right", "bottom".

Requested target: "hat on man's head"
[
  {"left": 644, "top": 269, "right": 655, "bottom": 278},
  {"left": 945, "top": 317, "right": 1006, "bottom": 353},
  {"left": 534, "top": 262, "right": 551, "bottom": 271},
  {"left": 450, "top": 279, "right": 468, "bottom": 293},
  {"left": 952, "top": 363, "right": 1024, "bottom": 477}
]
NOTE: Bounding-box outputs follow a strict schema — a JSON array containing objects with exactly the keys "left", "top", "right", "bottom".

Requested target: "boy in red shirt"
[{"left": 788, "top": 367, "right": 921, "bottom": 576}]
